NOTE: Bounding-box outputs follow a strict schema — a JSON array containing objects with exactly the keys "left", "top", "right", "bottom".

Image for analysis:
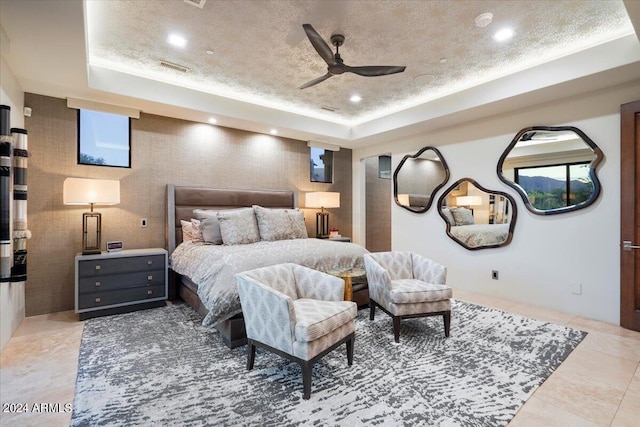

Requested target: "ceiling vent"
[
  {"left": 184, "top": 0, "right": 206, "bottom": 8},
  {"left": 320, "top": 106, "right": 339, "bottom": 112},
  {"left": 160, "top": 60, "right": 191, "bottom": 73}
]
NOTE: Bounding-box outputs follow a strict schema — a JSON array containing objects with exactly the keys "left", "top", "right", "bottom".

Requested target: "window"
[
  {"left": 78, "top": 109, "right": 131, "bottom": 168},
  {"left": 515, "top": 162, "right": 593, "bottom": 210},
  {"left": 310, "top": 147, "right": 333, "bottom": 183},
  {"left": 378, "top": 155, "right": 391, "bottom": 179}
]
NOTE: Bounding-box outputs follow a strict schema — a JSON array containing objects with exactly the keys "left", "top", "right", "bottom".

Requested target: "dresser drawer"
[
  {"left": 78, "top": 284, "right": 166, "bottom": 310},
  {"left": 78, "top": 269, "right": 165, "bottom": 293},
  {"left": 78, "top": 254, "right": 165, "bottom": 277}
]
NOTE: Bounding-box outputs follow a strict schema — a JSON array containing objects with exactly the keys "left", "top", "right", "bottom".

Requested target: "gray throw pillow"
[
  {"left": 451, "top": 207, "right": 475, "bottom": 226},
  {"left": 216, "top": 207, "right": 260, "bottom": 245},
  {"left": 193, "top": 209, "right": 223, "bottom": 244}
]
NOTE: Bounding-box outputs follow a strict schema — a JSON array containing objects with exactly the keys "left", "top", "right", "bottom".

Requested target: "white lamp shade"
[
  {"left": 63, "top": 178, "right": 120, "bottom": 205},
  {"left": 397, "top": 194, "right": 410, "bottom": 205},
  {"left": 456, "top": 195, "right": 482, "bottom": 206},
  {"left": 305, "top": 191, "right": 340, "bottom": 209}
]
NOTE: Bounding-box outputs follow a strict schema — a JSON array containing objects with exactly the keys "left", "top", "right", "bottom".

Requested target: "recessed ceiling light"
[
  {"left": 270, "top": 129, "right": 278, "bottom": 135},
  {"left": 167, "top": 33, "right": 187, "bottom": 48},
  {"left": 350, "top": 95, "right": 362, "bottom": 103},
  {"left": 493, "top": 28, "right": 514, "bottom": 42},
  {"left": 439, "top": 58, "right": 447, "bottom": 64},
  {"left": 474, "top": 13, "right": 493, "bottom": 28},
  {"left": 205, "top": 49, "right": 214, "bottom": 55},
  {"left": 208, "top": 117, "right": 217, "bottom": 124}
]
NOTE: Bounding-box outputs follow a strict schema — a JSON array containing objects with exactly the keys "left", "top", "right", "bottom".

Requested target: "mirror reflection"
[
  {"left": 393, "top": 146, "right": 449, "bottom": 213},
  {"left": 498, "top": 126, "right": 603, "bottom": 215},
  {"left": 438, "top": 178, "right": 517, "bottom": 250}
]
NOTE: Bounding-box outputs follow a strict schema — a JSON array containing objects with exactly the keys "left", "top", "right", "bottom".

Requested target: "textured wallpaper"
[{"left": 23, "top": 93, "right": 352, "bottom": 316}]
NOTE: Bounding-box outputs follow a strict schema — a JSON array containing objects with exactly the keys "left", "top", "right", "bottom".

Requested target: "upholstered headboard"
[{"left": 166, "top": 184, "right": 297, "bottom": 255}]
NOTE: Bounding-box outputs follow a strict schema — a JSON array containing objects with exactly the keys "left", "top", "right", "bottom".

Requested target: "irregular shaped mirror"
[
  {"left": 437, "top": 178, "right": 517, "bottom": 250},
  {"left": 393, "top": 146, "right": 449, "bottom": 213},
  {"left": 498, "top": 126, "right": 603, "bottom": 215}
]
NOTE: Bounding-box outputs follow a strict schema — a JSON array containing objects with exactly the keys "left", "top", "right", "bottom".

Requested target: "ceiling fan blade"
[
  {"left": 299, "top": 73, "right": 333, "bottom": 89},
  {"left": 344, "top": 65, "right": 406, "bottom": 76},
  {"left": 302, "top": 24, "right": 335, "bottom": 66}
]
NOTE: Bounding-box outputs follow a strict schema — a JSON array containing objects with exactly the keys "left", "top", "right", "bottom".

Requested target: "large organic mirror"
[
  {"left": 437, "top": 178, "right": 517, "bottom": 250},
  {"left": 393, "top": 146, "right": 449, "bottom": 213},
  {"left": 498, "top": 126, "right": 603, "bottom": 215}
]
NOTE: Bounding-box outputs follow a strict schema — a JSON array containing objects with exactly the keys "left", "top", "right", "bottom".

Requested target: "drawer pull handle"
[
  {"left": 95, "top": 297, "right": 101, "bottom": 303},
  {"left": 147, "top": 275, "right": 153, "bottom": 281},
  {"left": 95, "top": 281, "right": 101, "bottom": 287},
  {"left": 95, "top": 265, "right": 101, "bottom": 271},
  {"left": 147, "top": 290, "right": 153, "bottom": 295},
  {"left": 148, "top": 260, "right": 153, "bottom": 265}
]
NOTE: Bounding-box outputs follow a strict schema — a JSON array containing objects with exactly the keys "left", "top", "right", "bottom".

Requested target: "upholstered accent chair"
[
  {"left": 235, "top": 263, "right": 357, "bottom": 399},
  {"left": 364, "top": 251, "right": 452, "bottom": 343}
]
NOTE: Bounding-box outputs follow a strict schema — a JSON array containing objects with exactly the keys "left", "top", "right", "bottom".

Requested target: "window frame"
[
  {"left": 310, "top": 147, "right": 334, "bottom": 183},
  {"left": 77, "top": 109, "right": 132, "bottom": 168}
]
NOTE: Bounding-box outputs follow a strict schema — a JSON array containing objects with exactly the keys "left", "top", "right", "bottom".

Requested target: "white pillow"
[
  {"left": 253, "top": 205, "right": 292, "bottom": 241},
  {"left": 217, "top": 208, "right": 260, "bottom": 245},
  {"left": 253, "top": 206, "right": 308, "bottom": 241},
  {"left": 451, "top": 207, "right": 475, "bottom": 226},
  {"left": 288, "top": 209, "right": 308, "bottom": 239}
]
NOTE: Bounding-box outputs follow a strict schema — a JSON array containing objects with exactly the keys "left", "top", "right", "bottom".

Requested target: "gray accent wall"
[
  {"left": 23, "top": 93, "right": 353, "bottom": 316},
  {"left": 365, "top": 156, "right": 391, "bottom": 252}
]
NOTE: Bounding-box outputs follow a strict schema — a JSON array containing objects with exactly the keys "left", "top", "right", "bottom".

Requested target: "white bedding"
[
  {"left": 170, "top": 238, "right": 369, "bottom": 326},
  {"left": 449, "top": 223, "right": 510, "bottom": 248}
]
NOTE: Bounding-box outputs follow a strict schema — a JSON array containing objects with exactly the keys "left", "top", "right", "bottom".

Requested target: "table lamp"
[
  {"left": 456, "top": 195, "right": 482, "bottom": 213},
  {"left": 63, "top": 178, "right": 120, "bottom": 254},
  {"left": 305, "top": 191, "right": 340, "bottom": 238}
]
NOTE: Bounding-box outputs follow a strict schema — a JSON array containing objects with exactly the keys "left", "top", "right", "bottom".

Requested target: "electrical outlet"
[
  {"left": 492, "top": 270, "right": 499, "bottom": 280},
  {"left": 571, "top": 282, "right": 582, "bottom": 295},
  {"left": 140, "top": 218, "right": 148, "bottom": 228}
]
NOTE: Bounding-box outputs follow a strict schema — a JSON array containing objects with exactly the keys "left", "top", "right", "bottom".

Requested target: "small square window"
[
  {"left": 78, "top": 109, "right": 131, "bottom": 168},
  {"left": 310, "top": 147, "right": 333, "bottom": 183}
]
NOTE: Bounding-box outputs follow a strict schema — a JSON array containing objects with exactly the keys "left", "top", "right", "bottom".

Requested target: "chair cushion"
[
  {"left": 293, "top": 299, "right": 357, "bottom": 342},
  {"left": 389, "top": 279, "right": 452, "bottom": 304}
]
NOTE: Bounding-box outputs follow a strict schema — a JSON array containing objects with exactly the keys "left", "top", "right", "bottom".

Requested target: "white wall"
[
  {"left": 353, "top": 80, "right": 640, "bottom": 325},
  {"left": 0, "top": 53, "right": 25, "bottom": 351}
]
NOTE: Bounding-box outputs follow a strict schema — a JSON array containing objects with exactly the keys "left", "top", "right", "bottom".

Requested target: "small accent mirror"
[
  {"left": 498, "top": 126, "right": 603, "bottom": 215},
  {"left": 393, "top": 146, "right": 450, "bottom": 213},
  {"left": 438, "top": 178, "right": 517, "bottom": 250}
]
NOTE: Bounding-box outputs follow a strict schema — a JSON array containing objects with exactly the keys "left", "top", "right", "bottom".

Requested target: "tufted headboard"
[{"left": 166, "top": 184, "right": 297, "bottom": 255}]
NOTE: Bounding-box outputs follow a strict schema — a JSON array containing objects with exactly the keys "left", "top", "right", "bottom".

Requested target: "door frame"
[{"left": 620, "top": 99, "right": 640, "bottom": 331}]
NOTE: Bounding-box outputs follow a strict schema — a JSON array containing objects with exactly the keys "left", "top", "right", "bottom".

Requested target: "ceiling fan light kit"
[{"left": 299, "top": 24, "right": 406, "bottom": 89}]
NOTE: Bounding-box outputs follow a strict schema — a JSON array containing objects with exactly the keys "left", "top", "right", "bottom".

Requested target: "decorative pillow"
[
  {"left": 451, "top": 207, "right": 475, "bottom": 226},
  {"left": 253, "top": 205, "right": 292, "bottom": 241},
  {"left": 216, "top": 207, "right": 260, "bottom": 245},
  {"left": 190, "top": 218, "right": 204, "bottom": 242},
  {"left": 441, "top": 207, "right": 455, "bottom": 226},
  {"left": 180, "top": 220, "right": 194, "bottom": 242},
  {"left": 288, "top": 209, "right": 308, "bottom": 239},
  {"left": 193, "top": 209, "right": 222, "bottom": 244}
]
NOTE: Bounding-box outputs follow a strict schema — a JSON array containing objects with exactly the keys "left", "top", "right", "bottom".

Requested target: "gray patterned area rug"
[{"left": 71, "top": 300, "right": 586, "bottom": 426}]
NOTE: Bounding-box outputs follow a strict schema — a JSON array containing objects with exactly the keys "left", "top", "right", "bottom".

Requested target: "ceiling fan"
[{"left": 299, "top": 23, "right": 406, "bottom": 89}]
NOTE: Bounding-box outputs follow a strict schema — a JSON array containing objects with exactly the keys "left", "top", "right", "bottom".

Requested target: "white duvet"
[{"left": 170, "top": 238, "right": 368, "bottom": 326}]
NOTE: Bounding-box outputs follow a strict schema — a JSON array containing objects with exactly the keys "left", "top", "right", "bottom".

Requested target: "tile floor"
[{"left": 1, "top": 290, "right": 639, "bottom": 426}]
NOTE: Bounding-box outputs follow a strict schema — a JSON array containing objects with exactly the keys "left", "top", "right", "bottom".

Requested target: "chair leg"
[
  {"left": 301, "top": 361, "right": 313, "bottom": 400},
  {"left": 393, "top": 317, "right": 401, "bottom": 343},
  {"left": 443, "top": 310, "right": 451, "bottom": 338},
  {"left": 369, "top": 300, "right": 376, "bottom": 321},
  {"left": 247, "top": 340, "right": 256, "bottom": 370},
  {"left": 346, "top": 335, "right": 354, "bottom": 366}
]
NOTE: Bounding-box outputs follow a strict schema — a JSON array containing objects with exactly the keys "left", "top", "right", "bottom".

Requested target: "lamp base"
[
  {"left": 315, "top": 212, "right": 329, "bottom": 238},
  {"left": 82, "top": 211, "right": 102, "bottom": 255}
]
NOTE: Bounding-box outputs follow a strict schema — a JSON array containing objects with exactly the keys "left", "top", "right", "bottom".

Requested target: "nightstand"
[
  {"left": 75, "top": 248, "right": 168, "bottom": 320},
  {"left": 328, "top": 236, "right": 351, "bottom": 242}
]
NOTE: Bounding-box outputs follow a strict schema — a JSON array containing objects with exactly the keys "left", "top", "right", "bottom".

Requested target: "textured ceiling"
[{"left": 86, "top": 0, "right": 633, "bottom": 126}]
